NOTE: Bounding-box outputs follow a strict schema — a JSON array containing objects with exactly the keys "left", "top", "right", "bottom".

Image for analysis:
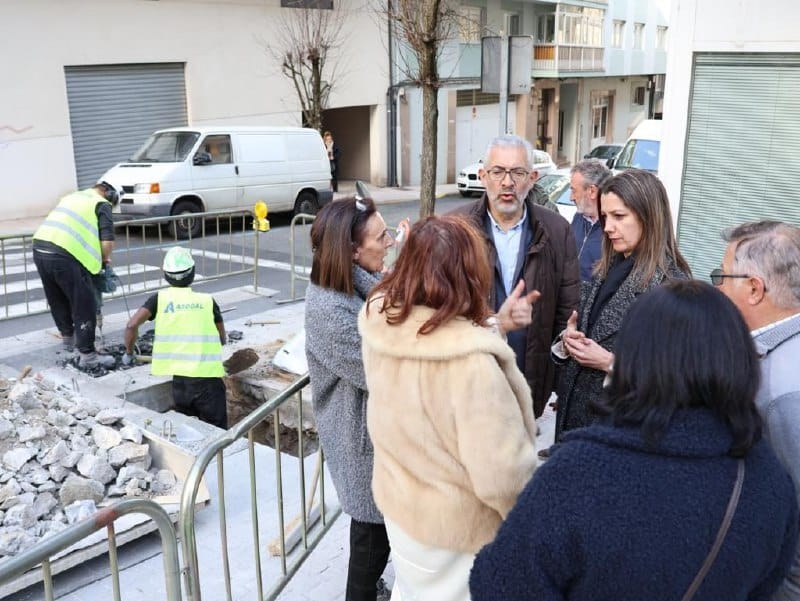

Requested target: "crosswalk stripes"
[{"left": 0, "top": 244, "right": 306, "bottom": 320}]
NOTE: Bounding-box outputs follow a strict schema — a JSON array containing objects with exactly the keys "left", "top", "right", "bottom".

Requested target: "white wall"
[
  {"left": 0, "top": 0, "right": 389, "bottom": 219},
  {"left": 659, "top": 0, "right": 800, "bottom": 222}
]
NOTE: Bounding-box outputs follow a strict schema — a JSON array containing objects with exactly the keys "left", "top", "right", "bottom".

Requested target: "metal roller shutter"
[
  {"left": 676, "top": 53, "right": 800, "bottom": 281},
  {"left": 65, "top": 63, "right": 188, "bottom": 188}
]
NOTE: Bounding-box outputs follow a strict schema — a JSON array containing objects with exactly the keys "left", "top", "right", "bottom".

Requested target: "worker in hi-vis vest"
[
  {"left": 33, "top": 181, "right": 119, "bottom": 370},
  {"left": 123, "top": 246, "right": 228, "bottom": 429}
]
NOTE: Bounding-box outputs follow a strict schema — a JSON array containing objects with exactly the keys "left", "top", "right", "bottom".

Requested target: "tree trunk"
[{"left": 419, "top": 83, "right": 438, "bottom": 218}]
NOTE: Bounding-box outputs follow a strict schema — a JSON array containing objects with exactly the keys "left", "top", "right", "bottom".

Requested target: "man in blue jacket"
[
  {"left": 568, "top": 159, "right": 610, "bottom": 281},
  {"left": 715, "top": 220, "right": 800, "bottom": 600}
]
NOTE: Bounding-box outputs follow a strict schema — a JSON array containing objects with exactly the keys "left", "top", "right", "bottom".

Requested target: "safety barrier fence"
[
  {"left": 0, "top": 209, "right": 260, "bottom": 321},
  {"left": 0, "top": 498, "right": 182, "bottom": 601},
  {"left": 0, "top": 373, "right": 340, "bottom": 600},
  {"left": 180, "top": 372, "right": 340, "bottom": 601},
  {"left": 277, "top": 212, "right": 315, "bottom": 304}
]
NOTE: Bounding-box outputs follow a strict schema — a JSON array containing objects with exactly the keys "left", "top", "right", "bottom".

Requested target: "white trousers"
[{"left": 385, "top": 518, "right": 475, "bottom": 601}]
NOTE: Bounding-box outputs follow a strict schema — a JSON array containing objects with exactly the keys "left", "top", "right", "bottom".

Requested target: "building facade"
[
  {"left": 393, "top": 0, "right": 671, "bottom": 185},
  {"left": 0, "top": 0, "right": 390, "bottom": 219},
  {"left": 660, "top": 0, "right": 800, "bottom": 280}
]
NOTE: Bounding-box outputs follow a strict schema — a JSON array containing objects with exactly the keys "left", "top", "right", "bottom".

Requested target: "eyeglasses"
[
  {"left": 709, "top": 268, "right": 751, "bottom": 286},
  {"left": 485, "top": 167, "right": 530, "bottom": 183}
]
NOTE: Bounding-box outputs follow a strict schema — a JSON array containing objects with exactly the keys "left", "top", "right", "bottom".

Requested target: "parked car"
[
  {"left": 101, "top": 126, "right": 333, "bottom": 238},
  {"left": 584, "top": 143, "right": 623, "bottom": 167},
  {"left": 611, "top": 119, "right": 662, "bottom": 174},
  {"left": 535, "top": 173, "right": 576, "bottom": 222},
  {"left": 457, "top": 149, "right": 557, "bottom": 197}
]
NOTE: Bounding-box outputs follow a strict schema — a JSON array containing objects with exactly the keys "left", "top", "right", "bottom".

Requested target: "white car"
[{"left": 457, "top": 149, "right": 557, "bottom": 197}]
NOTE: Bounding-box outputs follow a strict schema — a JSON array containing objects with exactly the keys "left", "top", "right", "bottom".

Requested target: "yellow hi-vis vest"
[
  {"left": 33, "top": 188, "right": 107, "bottom": 275},
  {"left": 151, "top": 287, "right": 224, "bottom": 378}
]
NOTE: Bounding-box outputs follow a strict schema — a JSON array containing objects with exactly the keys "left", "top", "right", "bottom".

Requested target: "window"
[
  {"left": 459, "top": 6, "right": 486, "bottom": 43},
  {"left": 200, "top": 135, "right": 232, "bottom": 164},
  {"left": 507, "top": 14, "right": 520, "bottom": 36},
  {"left": 537, "top": 14, "right": 555, "bottom": 43},
  {"left": 656, "top": 26, "right": 668, "bottom": 50},
  {"left": 632, "top": 85, "right": 646, "bottom": 105},
  {"left": 281, "top": 0, "right": 333, "bottom": 8},
  {"left": 612, "top": 20, "right": 625, "bottom": 48},
  {"left": 633, "top": 22, "right": 645, "bottom": 50},
  {"left": 591, "top": 92, "right": 611, "bottom": 140},
  {"left": 557, "top": 7, "right": 604, "bottom": 46}
]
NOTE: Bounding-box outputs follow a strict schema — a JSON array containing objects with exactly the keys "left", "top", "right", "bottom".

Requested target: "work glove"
[{"left": 121, "top": 353, "right": 135, "bottom": 366}]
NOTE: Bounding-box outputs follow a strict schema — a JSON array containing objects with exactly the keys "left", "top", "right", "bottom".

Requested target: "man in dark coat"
[{"left": 451, "top": 135, "right": 580, "bottom": 417}]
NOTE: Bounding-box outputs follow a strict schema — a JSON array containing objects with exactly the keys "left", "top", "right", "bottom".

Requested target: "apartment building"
[
  {"left": 660, "top": 0, "right": 800, "bottom": 279},
  {"left": 0, "top": 0, "right": 390, "bottom": 219},
  {"left": 393, "top": 0, "right": 671, "bottom": 185}
]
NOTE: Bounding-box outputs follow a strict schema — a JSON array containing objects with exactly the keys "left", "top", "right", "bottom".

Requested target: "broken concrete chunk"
[
  {"left": 64, "top": 499, "right": 97, "bottom": 525},
  {"left": 32, "top": 491, "right": 58, "bottom": 519},
  {"left": 40, "top": 440, "right": 69, "bottom": 466},
  {"left": 92, "top": 424, "right": 122, "bottom": 450},
  {"left": 119, "top": 424, "right": 143, "bottom": 444},
  {"left": 151, "top": 469, "right": 177, "bottom": 494},
  {"left": 59, "top": 474, "right": 104, "bottom": 506},
  {"left": 3, "top": 447, "right": 36, "bottom": 472},
  {"left": 0, "top": 418, "right": 14, "bottom": 440},
  {"left": 17, "top": 425, "right": 47, "bottom": 442},
  {"left": 77, "top": 454, "right": 117, "bottom": 484},
  {"left": 108, "top": 442, "right": 150, "bottom": 468},
  {"left": 95, "top": 408, "right": 125, "bottom": 425}
]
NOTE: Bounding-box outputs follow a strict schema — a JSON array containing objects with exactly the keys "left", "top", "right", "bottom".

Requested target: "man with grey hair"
[
  {"left": 714, "top": 220, "right": 800, "bottom": 600},
  {"left": 569, "top": 159, "right": 611, "bottom": 281},
  {"left": 451, "top": 134, "right": 580, "bottom": 418}
]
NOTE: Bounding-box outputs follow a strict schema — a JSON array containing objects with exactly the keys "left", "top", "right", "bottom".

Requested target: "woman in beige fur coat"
[{"left": 359, "top": 215, "right": 539, "bottom": 601}]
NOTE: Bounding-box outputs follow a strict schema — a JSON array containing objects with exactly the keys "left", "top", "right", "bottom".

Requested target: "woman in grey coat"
[
  {"left": 551, "top": 169, "right": 691, "bottom": 447},
  {"left": 305, "top": 196, "right": 397, "bottom": 601}
]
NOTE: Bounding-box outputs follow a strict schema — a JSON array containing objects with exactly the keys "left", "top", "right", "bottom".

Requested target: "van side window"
[{"left": 201, "top": 135, "right": 233, "bottom": 164}]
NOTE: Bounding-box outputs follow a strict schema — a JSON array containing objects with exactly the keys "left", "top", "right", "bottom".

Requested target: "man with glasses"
[
  {"left": 452, "top": 134, "right": 580, "bottom": 418},
  {"left": 714, "top": 220, "right": 800, "bottom": 601}
]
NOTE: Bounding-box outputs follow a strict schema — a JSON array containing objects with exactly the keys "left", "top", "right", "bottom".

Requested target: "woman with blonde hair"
[{"left": 360, "top": 214, "right": 539, "bottom": 601}]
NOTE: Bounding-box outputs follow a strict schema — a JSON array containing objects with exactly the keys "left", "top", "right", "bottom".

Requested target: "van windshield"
[
  {"left": 130, "top": 132, "right": 200, "bottom": 163},
  {"left": 615, "top": 139, "right": 660, "bottom": 173}
]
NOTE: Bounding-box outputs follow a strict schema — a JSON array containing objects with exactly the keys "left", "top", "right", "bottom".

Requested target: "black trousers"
[
  {"left": 346, "top": 519, "right": 391, "bottom": 601},
  {"left": 172, "top": 376, "right": 228, "bottom": 429},
  {"left": 33, "top": 250, "right": 98, "bottom": 354}
]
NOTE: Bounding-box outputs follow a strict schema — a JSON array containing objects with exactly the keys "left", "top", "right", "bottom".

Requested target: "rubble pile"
[{"left": 0, "top": 376, "right": 177, "bottom": 557}]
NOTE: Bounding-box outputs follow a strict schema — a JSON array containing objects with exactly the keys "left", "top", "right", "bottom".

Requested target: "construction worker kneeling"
[{"left": 124, "top": 247, "right": 228, "bottom": 429}]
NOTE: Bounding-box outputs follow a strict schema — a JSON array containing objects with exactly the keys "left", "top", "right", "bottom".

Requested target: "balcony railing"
[{"left": 533, "top": 44, "right": 604, "bottom": 74}]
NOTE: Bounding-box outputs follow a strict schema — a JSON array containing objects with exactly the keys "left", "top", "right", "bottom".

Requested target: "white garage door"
[
  {"left": 455, "top": 102, "right": 516, "bottom": 172},
  {"left": 65, "top": 63, "right": 188, "bottom": 188}
]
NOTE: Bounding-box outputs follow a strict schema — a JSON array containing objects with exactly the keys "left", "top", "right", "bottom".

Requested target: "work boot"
[
  {"left": 78, "top": 352, "right": 116, "bottom": 370},
  {"left": 61, "top": 333, "right": 75, "bottom": 353}
]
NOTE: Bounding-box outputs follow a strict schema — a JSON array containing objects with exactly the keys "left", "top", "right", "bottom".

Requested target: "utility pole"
[{"left": 498, "top": 28, "right": 509, "bottom": 135}]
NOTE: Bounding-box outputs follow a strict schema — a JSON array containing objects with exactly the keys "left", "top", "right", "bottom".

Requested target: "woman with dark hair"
[
  {"left": 471, "top": 280, "right": 799, "bottom": 601},
  {"left": 359, "top": 215, "right": 539, "bottom": 601},
  {"left": 305, "top": 196, "right": 398, "bottom": 600},
  {"left": 549, "top": 168, "right": 691, "bottom": 449}
]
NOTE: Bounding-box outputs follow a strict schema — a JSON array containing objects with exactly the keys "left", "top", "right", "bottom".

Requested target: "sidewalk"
[{"left": 0, "top": 182, "right": 458, "bottom": 237}]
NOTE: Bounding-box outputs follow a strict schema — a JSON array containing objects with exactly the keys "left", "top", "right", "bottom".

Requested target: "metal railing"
[
  {"left": 0, "top": 498, "right": 182, "bottom": 601},
  {"left": 0, "top": 209, "right": 260, "bottom": 321},
  {"left": 179, "top": 372, "right": 341, "bottom": 601},
  {"left": 532, "top": 44, "right": 605, "bottom": 73},
  {"left": 277, "top": 213, "right": 315, "bottom": 304}
]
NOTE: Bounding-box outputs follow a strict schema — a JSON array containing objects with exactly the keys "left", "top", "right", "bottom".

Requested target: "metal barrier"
[
  {"left": 277, "top": 213, "right": 315, "bottom": 304},
  {"left": 0, "top": 498, "right": 182, "bottom": 601},
  {"left": 0, "top": 209, "right": 259, "bottom": 321},
  {"left": 180, "top": 372, "right": 341, "bottom": 601}
]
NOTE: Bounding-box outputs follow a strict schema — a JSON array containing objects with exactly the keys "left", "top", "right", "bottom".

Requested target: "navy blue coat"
[{"left": 470, "top": 409, "right": 799, "bottom": 601}]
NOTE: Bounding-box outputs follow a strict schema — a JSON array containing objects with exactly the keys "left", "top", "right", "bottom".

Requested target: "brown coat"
[{"left": 451, "top": 196, "right": 580, "bottom": 416}]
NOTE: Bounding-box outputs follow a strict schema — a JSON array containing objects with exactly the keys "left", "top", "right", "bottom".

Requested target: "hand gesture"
[{"left": 497, "top": 280, "right": 542, "bottom": 334}]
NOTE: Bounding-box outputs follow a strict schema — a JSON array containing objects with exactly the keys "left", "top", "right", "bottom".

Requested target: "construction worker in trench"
[
  {"left": 32, "top": 181, "right": 119, "bottom": 370},
  {"left": 123, "top": 246, "right": 228, "bottom": 429}
]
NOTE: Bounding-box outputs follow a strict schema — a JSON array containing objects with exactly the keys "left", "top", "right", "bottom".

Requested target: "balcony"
[{"left": 533, "top": 44, "right": 604, "bottom": 76}]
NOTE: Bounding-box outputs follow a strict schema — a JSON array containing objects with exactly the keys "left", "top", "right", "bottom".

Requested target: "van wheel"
[
  {"left": 171, "top": 201, "right": 202, "bottom": 239},
  {"left": 294, "top": 192, "right": 319, "bottom": 216}
]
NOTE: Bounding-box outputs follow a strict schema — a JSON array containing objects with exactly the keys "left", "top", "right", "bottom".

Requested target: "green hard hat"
[{"left": 162, "top": 246, "right": 195, "bottom": 274}]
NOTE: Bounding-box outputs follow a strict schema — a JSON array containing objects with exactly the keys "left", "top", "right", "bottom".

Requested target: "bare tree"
[
  {"left": 264, "top": 0, "right": 346, "bottom": 133},
  {"left": 386, "top": 0, "right": 460, "bottom": 217}
]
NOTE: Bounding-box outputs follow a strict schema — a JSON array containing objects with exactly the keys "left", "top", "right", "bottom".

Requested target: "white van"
[
  {"left": 101, "top": 126, "right": 333, "bottom": 237},
  {"left": 612, "top": 119, "right": 662, "bottom": 174}
]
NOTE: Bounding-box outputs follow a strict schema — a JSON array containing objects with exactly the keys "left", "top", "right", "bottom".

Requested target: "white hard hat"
[{"left": 162, "top": 246, "right": 195, "bottom": 274}]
